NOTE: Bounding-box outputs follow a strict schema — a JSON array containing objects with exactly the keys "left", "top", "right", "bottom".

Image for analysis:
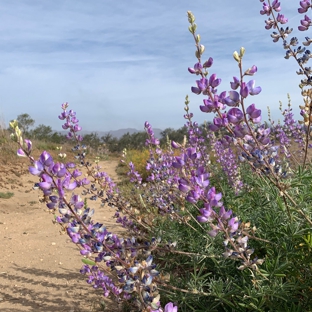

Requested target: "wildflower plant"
[{"left": 9, "top": 1, "right": 312, "bottom": 311}]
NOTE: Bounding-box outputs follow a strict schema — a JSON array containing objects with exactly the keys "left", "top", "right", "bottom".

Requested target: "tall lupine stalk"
[
  {"left": 260, "top": 0, "right": 312, "bottom": 167},
  {"left": 187, "top": 12, "right": 280, "bottom": 181},
  {"left": 10, "top": 105, "right": 179, "bottom": 312},
  {"left": 257, "top": 0, "right": 312, "bottom": 225},
  {"left": 188, "top": 9, "right": 312, "bottom": 226}
]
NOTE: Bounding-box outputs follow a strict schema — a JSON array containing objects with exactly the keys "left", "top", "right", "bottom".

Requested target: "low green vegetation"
[{"left": 0, "top": 192, "right": 14, "bottom": 199}]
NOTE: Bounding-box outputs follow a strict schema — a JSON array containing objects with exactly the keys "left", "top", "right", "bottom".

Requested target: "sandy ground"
[{"left": 0, "top": 158, "right": 124, "bottom": 312}]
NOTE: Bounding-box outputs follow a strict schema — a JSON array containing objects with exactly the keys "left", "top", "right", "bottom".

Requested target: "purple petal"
[
  {"left": 208, "top": 229, "right": 219, "bottom": 237},
  {"left": 227, "top": 108, "right": 243, "bottom": 124},
  {"left": 245, "top": 65, "right": 257, "bottom": 75},
  {"left": 164, "top": 302, "right": 178, "bottom": 312},
  {"left": 40, "top": 151, "right": 54, "bottom": 166},
  {"left": 203, "top": 57, "right": 213, "bottom": 68},
  {"left": 250, "top": 86, "right": 262, "bottom": 95},
  {"left": 250, "top": 108, "right": 261, "bottom": 119},
  {"left": 24, "top": 139, "right": 32, "bottom": 152},
  {"left": 171, "top": 141, "right": 180, "bottom": 149},
  {"left": 209, "top": 124, "right": 220, "bottom": 131},
  {"left": 191, "top": 87, "right": 201, "bottom": 95},
  {"left": 197, "top": 216, "right": 208, "bottom": 223},
  {"left": 17, "top": 149, "right": 26, "bottom": 157},
  {"left": 39, "top": 182, "right": 52, "bottom": 190},
  {"left": 252, "top": 116, "right": 262, "bottom": 123},
  {"left": 46, "top": 202, "right": 56, "bottom": 209},
  {"left": 29, "top": 161, "right": 44, "bottom": 175},
  {"left": 240, "top": 84, "right": 249, "bottom": 98},
  {"left": 230, "top": 77, "right": 240, "bottom": 90},
  {"left": 65, "top": 181, "right": 77, "bottom": 190}
]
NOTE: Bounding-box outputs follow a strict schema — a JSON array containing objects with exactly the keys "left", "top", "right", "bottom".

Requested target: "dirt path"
[{"left": 0, "top": 159, "right": 123, "bottom": 312}]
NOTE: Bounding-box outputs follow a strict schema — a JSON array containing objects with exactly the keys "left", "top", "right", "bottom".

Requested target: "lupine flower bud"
[
  {"left": 244, "top": 65, "right": 258, "bottom": 76},
  {"left": 203, "top": 57, "right": 213, "bottom": 68},
  {"left": 272, "top": 0, "right": 281, "bottom": 12},
  {"left": 298, "top": 0, "right": 311, "bottom": 14},
  {"left": 240, "top": 47, "right": 245, "bottom": 58},
  {"left": 299, "top": 14, "right": 312, "bottom": 31},
  {"left": 233, "top": 51, "right": 240, "bottom": 62},
  {"left": 199, "top": 44, "right": 205, "bottom": 55},
  {"left": 260, "top": 2, "right": 271, "bottom": 15},
  {"left": 265, "top": 18, "right": 275, "bottom": 29},
  {"left": 188, "top": 24, "right": 197, "bottom": 34},
  {"left": 187, "top": 11, "right": 195, "bottom": 23},
  {"left": 277, "top": 13, "right": 288, "bottom": 24}
]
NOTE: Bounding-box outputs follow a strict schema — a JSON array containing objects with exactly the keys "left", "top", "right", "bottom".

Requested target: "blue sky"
[{"left": 0, "top": 0, "right": 305, "bottom": 132}]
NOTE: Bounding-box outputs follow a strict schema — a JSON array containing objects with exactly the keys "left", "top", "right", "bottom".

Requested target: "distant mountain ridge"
[{"left": 61, "top": 128, "right": 163, "bottom": 139}]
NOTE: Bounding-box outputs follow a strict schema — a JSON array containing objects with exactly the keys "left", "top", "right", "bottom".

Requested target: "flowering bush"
[
  {"left": 9, "top": 1, "right": 312, "bottom": 311},
  {"left": 120, "top": 148, "right": 151, "bottom": 182}
]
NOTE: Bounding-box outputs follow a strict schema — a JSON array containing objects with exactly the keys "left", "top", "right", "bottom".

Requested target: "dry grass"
[{"left": 0, "top": 130, "right": 76, "bottom": 165}]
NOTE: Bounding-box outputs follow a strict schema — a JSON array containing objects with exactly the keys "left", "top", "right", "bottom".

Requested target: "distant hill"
[{"left": 61, "top": 128, "right": 163, "bottom": 139}]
